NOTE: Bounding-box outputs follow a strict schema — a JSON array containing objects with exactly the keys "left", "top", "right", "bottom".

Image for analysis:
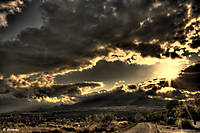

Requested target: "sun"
[
  {"left": 159, "top": 62, "right": 180, "bottom": 79},
  {"left": 154, "top": 58, "right": 188, "bottom": 87}
]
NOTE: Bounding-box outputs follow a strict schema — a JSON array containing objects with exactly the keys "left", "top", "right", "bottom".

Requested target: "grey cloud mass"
[
  {"left": 0, "top": 0, "right": 42, "bottom": 41},
  {"left": 0, "top": 77, "right": 102, "bottom": 99},
  {"left": 174, "top": 63, "right": 200, "bottom": 91},
  {"left": 0, "top": 0, "right": 200, "bottom": 113},
  {"left": 0, "top": 0, "right": 199, "bottom": 74},
  {"left": 0, "top": 0, "right": 24, "bottom": 27}
]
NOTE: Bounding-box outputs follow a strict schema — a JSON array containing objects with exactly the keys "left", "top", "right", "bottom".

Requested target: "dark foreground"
[
  {"left": 0, "top": 98, "right": 200, "bottom": 133},
  {"left": 0, "top": 109, "right": 137, "bottom": 133}
]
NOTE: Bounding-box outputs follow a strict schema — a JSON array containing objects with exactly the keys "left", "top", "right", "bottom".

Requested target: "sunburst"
[{"left": 154, "top": 58, "right": 188, "bottom": 87}]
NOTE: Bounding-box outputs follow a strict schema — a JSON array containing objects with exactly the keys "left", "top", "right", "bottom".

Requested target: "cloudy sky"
[{"left": 0, "top": 0, "right": 200, "bottom": 112}]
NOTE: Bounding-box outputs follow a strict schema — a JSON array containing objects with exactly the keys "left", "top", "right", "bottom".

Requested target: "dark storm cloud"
[
  {"left": 28, "top": 82, "right": 102, "bottom": 98},
  {"left": 0, "top": 0, "right": 24, "bottom": 27},
  {"left": 0, "top": 0, "right": 42, "bottom": 41},
  {"left": 182, "top": 63, "right": 200, "bottom": 73},
  {"left": 0, "top": 77, "right": 103, "bottom": 99},
  {"left": 0, "top": 0, "right": 199, "bottom": 74},
  {"left": 174, "top": 63, "right": 200, "bottom": 91}
]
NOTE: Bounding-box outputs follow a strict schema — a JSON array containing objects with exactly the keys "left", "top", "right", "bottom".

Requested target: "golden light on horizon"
[
  {"left": 31, "top": 95, "right": 77, "bottom": 104},
  {"left": 156, "top": 87, "right": 176, "bottom": 94}
]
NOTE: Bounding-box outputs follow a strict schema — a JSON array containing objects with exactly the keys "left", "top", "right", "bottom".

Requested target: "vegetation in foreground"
[
  {"left": 145, "top": 96, "right": 200, "bottom": 129},
  {"left": 0, "top": 97, "right": 200, "bottom": 132},
  {"left": 0, "top": 111, "right": 136, "bottom": 133}
]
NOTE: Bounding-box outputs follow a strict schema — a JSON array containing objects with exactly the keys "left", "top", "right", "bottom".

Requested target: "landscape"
[{"left": 0, "top": 0, "right": 200, "bottom": 132}]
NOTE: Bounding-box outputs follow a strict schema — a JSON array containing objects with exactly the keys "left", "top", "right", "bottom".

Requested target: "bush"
[
  {"left": 175, "top": 118, "right": 194, "bottom": 129},
  {"left": 166, "top": 100, "right": 179, "bottom": 110},
  {"left": 85, "top": 113, "right": 117, "bottom": 124}
]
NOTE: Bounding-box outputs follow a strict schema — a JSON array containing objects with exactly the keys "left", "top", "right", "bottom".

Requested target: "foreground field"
[
  {"left": 0, "top": 97, "right": 200, "bottom": 132},
  {"left": 0, "top": 111, "right": 136, "bottom": 133}
]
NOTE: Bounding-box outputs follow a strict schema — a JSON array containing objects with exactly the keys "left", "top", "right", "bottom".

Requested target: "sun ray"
[{"left": 153, "top": 58, "right": 189, "bottom": 87}]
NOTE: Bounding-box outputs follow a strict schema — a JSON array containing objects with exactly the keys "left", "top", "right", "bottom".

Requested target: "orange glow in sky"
[{"left": 154, "top": 58, "right": 188, "bottom": 87}]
